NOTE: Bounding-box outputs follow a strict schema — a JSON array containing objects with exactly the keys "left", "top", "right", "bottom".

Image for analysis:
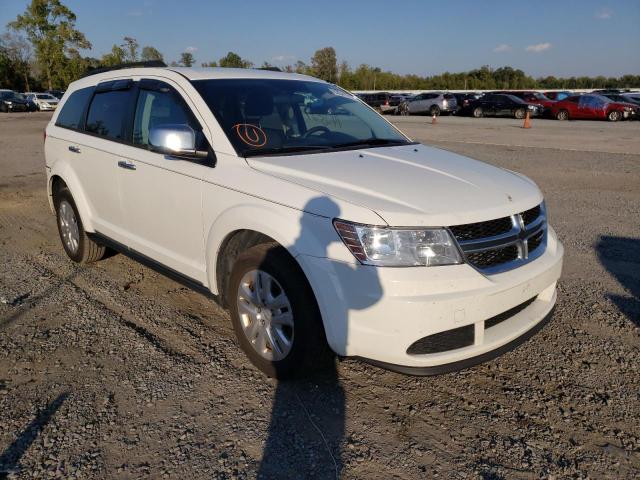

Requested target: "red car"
[{"left": 551, "top": 94, "right": 638, "bottom": 121}]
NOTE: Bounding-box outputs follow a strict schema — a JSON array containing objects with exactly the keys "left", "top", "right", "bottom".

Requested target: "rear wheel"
[
  {"left": 473, "top": 107, "right": 483, "bottom": 118},
  {"left": 54, "top": 188, "right": 106, "bottom": 263},
  {"left": 228, "top": 243, "right": 333, "bottom": 378},
  {"left": 607, "top": 110, "right": 621, "bottom": 122},
  {"left": 515, "top": 108, "right": 527, "bottom": 119},
  {"left": 429, "top": 105, "right": 440, "bottom": 116},
  {"left": 399, "top": 103, "right": 410, "bottom": 116},
  {"left": 556, "top": 109, "right": 569, "bottom": 121}
]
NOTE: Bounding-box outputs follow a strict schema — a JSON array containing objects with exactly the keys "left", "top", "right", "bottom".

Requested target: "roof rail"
[
  {"left": 81, "top": 60, "right": 167, "bottom": 78},
  {"left": 258, "top": 66, "right": 282, "bottom": 72}
]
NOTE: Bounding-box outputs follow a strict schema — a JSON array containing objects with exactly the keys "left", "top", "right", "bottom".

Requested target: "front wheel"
[
  {"left": 54, "top": 188, "right": 106, "bottom": 263},
  {"left": 515, "top": 108, "right": 526, "bottom": 119},
  {"left": 399, "top": 104, "right": 410, "bottom": 116},
  {"left": 228, "top": 243, "right": 333, "bottom": 378},
  {"left": 607, "top": 110, "right": 621, "bottom": 122},
  {"left": 473, "top": 107, "right": 483, "bottom": 118},
  {"left": 429, "top": 105, "right": 440, "bottom": 116},
  {"left": 556, "top": 109, "right": 569, "bottom": 121}
]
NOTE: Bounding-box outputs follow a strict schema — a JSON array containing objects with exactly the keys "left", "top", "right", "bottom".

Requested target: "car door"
[
  {"left": 73, "top": 80, "right": 133, "bottom": 240},
  {"left": 116, "top": 79, "right": 211, "bottom": 282},
  {"left": 563, "top": 96, "right": 581, "bottom": 117},
  {"left": 408, "top": 94, "right": 425, "bottom": 113}
]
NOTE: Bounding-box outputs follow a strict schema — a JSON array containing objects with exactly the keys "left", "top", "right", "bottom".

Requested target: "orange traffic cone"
[
  {"left": 432, "top": 113, "right": 437, "bottom": 125},
  {"left": 522, "top": 110, "right": 531, "bottom": 129}
]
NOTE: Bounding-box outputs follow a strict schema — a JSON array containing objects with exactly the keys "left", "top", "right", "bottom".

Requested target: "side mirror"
[{"left": 149, "top": 124, "right": 208, "bottom": 159}]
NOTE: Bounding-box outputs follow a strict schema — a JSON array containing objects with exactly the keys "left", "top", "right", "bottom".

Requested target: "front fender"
[{"left": 204, "top": 202, "right": 354, "bottom": 296}]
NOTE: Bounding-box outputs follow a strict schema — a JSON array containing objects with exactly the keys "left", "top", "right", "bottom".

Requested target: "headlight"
[
  {"left": 334, "top": 220, "right": 463, "bottom": 267},
  {"left": 443, "top": 100, "right": 448, "bottom": 107},
  {"left": 5, "top": 101, "right": 12, "bottom": 105}
]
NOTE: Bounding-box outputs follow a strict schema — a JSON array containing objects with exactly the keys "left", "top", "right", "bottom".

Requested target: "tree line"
[{"left": 2, "top": 0, "right": 639, "bottom": 93}]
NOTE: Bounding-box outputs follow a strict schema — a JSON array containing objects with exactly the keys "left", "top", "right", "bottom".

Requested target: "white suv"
[{"left": 45, "top": 65, "right": 563, "bottom": 378}]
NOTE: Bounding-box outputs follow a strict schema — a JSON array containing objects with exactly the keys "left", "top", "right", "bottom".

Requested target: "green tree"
[
  {"left": 310, "top": 46, "right": 337, "bottom": 82},
  {"left": 121, "top": 36, "right": 139, "bottom": 62},
  {"left": 218, "top": 51, "right": 252, "bottom": 68},
  {"left": 201, "top": 61, "right": 217, "bottom": 67},
  {"left": 9, "top": 0, "right": 91, "bottom": 90},
  {"left": 141, "top": 45, "right": 163, "bottom": 62},
  {"left": 101, "top": 44, "right": 125, "bottom": 66},
  {"left": 180, "top": 51, "right": 195, "bottom": 67},
  {"left": 1, "top": 32, "right": 32, "bottom": 91}
]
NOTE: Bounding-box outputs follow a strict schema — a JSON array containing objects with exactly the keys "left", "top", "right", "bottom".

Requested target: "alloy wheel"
[
  {"left": 236, "top": 269, "right": 294, "bottom": 361},
  {"left": 58, "top": 200, "right": 80, "bottom": 254}
]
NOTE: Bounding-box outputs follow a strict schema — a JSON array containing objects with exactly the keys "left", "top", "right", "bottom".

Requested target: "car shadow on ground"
[
  {"left": 257, "top": 197, "right": 383, "bottom": 479},
  {"left": 595, "top": 235, "right": 640, "bottom": 327},
  {"left": 0, "top": 392, "right": 69, "bottom": 477}
]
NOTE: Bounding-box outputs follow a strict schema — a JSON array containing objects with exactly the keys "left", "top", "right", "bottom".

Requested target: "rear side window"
[
  {"left": 85, "top": 89, "right": 131, "bottom": 140},
  {"left": 55, "top": 87, "right": 93, "bottom": 130}
]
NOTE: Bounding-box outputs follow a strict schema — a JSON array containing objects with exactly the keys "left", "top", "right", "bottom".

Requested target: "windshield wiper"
[
  {"left": 331, "top": 138, "right": 413, "bottom": 150},
  {"left": 244, "top": 145, "right": 332, "bottom": 157}
]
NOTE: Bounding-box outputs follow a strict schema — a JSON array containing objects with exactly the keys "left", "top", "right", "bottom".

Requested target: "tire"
[
  {"left": 429, "top": 105, "right": 440, "bottom": 116},
  {"left": 228, "top": 243, "right": 333, "bottom": 379},
  {"left": 607, "top": 110, "right": 621, "bottom": 122},
  {"left": 473, "top": 107, "right": 483, "bottom": 118},
  {"left": 54, "top": 187, "right": 106, "bottom": 263},
  {"left": 400, "top": 104, "right": 410, "bottom": 116},
  {"left": 556, "top": 109, "right": 569, "bottom": 121},
  {"left": 515, "top": 108, "right": 526, "bottom": 119}
]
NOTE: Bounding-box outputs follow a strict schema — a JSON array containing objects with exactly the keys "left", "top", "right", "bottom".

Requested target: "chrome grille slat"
[{"left": 449, "top": 203, "right": 547, "bottom": 274}]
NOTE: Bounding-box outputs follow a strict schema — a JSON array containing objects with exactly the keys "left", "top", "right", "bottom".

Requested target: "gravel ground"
[{"left": 0, "top": 112, "right": 639, "bottom": 479}]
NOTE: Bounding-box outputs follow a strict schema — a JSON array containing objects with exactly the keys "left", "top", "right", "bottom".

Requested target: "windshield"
[
  {"left": 192, "top": 79, "right": 411, "bottom": 157},
  {"left": 505, "top": 95, "right": 527, "bottom": 104}
]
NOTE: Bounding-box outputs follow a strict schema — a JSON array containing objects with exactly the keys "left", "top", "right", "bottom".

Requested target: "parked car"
[
  {"left": 356, "top": 92, "right": 401, "bottom": 113},
  {"left": 16, "top": 93, "right": 38, "bottom": 112},
  {"left": 45, "top": 64, "right": 563, "bottom": 378},
  {"left": 452, "top": 93, "right": 482, "bottom": 112},
  {"left": 46, "top": 89, "right": 65, "bottom": 99},
  {"left": 495, "top": 91, "right": 555, "bottom": 115},
  {"left": 551, "top": 94, "right": 637, "bottom": 121},
  {"left": 24, "top": 92, "right": 60, "bottom": 111},
  {"left": 464, "top": 93, "right": 542, "bottom": 118},
  {"left": 602, "top": 93, "right": 640, "bottom": 107},
  {"left": 544, "top": 91, "right": 572, "bottom": 101},
  {"left": 398, "top": 92, "right": 457, "bottom": 116},
  {"left": 0, "top": 90, "right": 30, "bottom": 112}
]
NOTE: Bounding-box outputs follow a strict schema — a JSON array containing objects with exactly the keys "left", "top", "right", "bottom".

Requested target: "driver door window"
[{"left": 133, "top": 85, "right": 207, "bottom": 152}]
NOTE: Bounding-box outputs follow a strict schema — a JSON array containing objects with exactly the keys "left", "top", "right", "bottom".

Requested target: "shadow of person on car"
[
  {"left": 256, "top": 197, "right": 383, "bottom": 479},
  {"left": 595, "top": 235, "right": 640, "bottom": 327}
]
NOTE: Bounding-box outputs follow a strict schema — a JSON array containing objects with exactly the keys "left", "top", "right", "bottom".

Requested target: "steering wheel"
[{"left": 302, "top": 125, "right": 331, "bottom": 138}]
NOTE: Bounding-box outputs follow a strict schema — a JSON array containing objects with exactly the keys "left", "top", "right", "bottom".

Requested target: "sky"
[{"left": 1, "top": 0, "right": 639, "bottom": 78}]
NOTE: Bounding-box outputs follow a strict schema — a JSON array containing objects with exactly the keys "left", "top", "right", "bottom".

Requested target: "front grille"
[
  {"left": 449, "top": 216, "right": 513, "bottom": 241},
  {"left": 521, "top": 205, "right": 541, "bottom": 226},
  {"left": 450, "top": 203, "right": 547, "bottom": 273},
  {"left": 485, "top": 296, "right": 537, "bottom": 329},
  {"left": 466, "top": 245, "right": 519, "bottom": 268},
  {"left": 407, "top": 324, "right": 474, "bottom": 355},
  {"left": 528, "top": 230, "right": 545, "bottom": 253}
]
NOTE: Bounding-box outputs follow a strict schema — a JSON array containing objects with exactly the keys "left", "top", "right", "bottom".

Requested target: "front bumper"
[
  {"left": 39, "top": 104, "right": 57, "bottom": 111},
  {"left": 299, "top": 225, "right": 563, "bottom": 372}
]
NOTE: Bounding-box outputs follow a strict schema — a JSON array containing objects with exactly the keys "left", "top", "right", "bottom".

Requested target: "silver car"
[{"left": 399, "top": 92, "right": 457, "bottom": 116}]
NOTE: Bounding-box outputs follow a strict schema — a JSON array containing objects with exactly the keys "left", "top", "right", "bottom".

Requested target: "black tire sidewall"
[
  {"left": 227, "top": 244, "right": 331, "bottom": 378},
  {"left": 54, "top": 188, "right": 88, "bottom": 263}
]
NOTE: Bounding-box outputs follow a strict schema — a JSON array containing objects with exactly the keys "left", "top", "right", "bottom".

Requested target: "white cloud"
[
  {"left": 595, "top": 8, "right": 613, "bottom": 19},
  {"left": 525, "top": 42, "right": 552, "bottom": 53},
  {"left": 185, "top": 46, "right": 198, "bottom": 53},
  {"left": 271, "top": 55, "right": 295, "bottom": 63},
  {"left": 493, "top": 44, "right": 512, "bottom": 53}
]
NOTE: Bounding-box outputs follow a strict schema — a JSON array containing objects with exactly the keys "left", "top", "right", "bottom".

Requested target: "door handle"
[
  {"left": 68, "top": 145, "right": 81, "bottom": 153},
  {"left": 117, "top": 160, "right": 136, "bottom": 171}
]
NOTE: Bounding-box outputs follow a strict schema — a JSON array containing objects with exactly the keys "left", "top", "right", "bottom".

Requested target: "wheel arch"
[
  {"left": 204, "top": 204, "right": 336, "bottom": 304},
  {"left": 47, "top": 167, "right": 95, "bottom": 232}
]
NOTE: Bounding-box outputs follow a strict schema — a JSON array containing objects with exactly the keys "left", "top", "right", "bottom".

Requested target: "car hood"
[{"left": 247, "top": 144, "right": 543, "bottom": 226}]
